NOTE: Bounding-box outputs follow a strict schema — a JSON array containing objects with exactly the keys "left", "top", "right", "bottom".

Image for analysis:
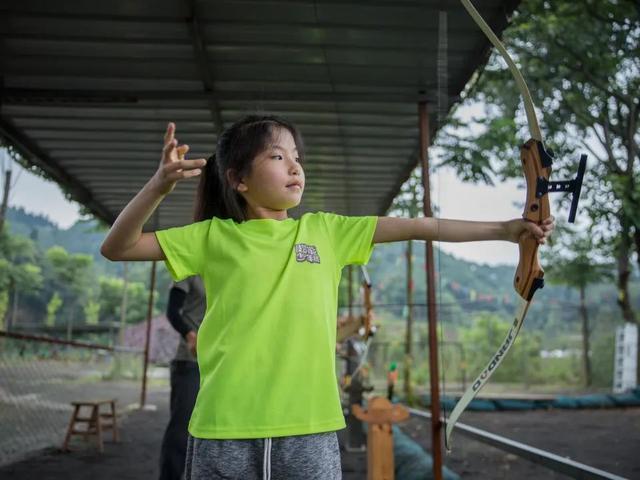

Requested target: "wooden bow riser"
[{"left": 514, "top": 139, "right": 552, "bottom": 301}]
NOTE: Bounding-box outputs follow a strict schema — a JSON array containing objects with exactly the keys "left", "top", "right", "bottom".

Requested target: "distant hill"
[
  {"left": 5, "top": 205, "right": 637, "bottom": 335},
  {"left": 5, "top": 206, "right": 172, "bottom": 290},
  {"left": 7, "top": 206, "right": 107, "bottom": 261}
]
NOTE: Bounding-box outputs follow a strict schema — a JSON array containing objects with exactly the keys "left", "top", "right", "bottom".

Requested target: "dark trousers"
[{"left": 159, "top": 360, "right": 200, "bottom": 480}]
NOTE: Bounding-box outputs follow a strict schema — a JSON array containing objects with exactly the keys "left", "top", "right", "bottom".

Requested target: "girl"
[{"left": 101, "top": 115, "right": 554, "bottom": 479}]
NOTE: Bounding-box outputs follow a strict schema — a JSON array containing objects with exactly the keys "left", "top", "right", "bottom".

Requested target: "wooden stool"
[{"left": 62, "top": 399, "right": 119, "bottom": 453}]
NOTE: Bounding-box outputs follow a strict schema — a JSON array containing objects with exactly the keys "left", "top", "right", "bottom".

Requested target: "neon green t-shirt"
[{"left": 155, "top": 211, "right": 378, "bottom": 439}]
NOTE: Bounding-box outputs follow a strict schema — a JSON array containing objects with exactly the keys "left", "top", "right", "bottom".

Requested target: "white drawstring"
[{"left": 263, "top": 438, "right": 272, "bottom": 480}]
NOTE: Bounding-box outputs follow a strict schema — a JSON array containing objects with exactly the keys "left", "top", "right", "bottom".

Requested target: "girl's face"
[{"left": 236, "top": 127, "right": 305, "bottom": 217}]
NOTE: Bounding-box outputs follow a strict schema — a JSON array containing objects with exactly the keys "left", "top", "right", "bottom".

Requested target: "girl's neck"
[{"left": 244, "top": 205, "right": 289, "bottom": 221}]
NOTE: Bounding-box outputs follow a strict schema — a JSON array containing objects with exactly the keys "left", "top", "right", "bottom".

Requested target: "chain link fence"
[
  {"left": 0, "top": 332, "right": 146, "bottom": 467},
  {"left": 341, "top": 301, "right": 617, "bottom": 402}
]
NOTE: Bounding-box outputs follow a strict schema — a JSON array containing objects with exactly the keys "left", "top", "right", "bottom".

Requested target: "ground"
[
  {"left": 1, "top": 384, "right": 637, "bottom": 479},
  {"left": 401, "top": 407, "right": 640, "bottom": 479},
  {"left": 0, "top": 386, "right": 367, "bottom": 480}
]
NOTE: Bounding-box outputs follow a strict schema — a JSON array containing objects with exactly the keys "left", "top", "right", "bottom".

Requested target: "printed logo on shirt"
[{"left": 294, "top": 243, "right": 321, "bottom": 264}]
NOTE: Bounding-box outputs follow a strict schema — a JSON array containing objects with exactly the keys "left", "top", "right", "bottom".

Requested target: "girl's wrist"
[
  {"left": 147, "top": 174, "right": 171, "bottom": 198},
  {"left": 501, "top": 220, "right": 512, "bottom": 242},
  {"left": 503, "top": 219, "right": 521, "bottom": 243}
]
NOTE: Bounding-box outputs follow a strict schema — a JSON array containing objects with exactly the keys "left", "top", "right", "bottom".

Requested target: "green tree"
[
  {"left": 545, "top": 226, "right": 612, "bottom": 387},
  {"left": 84, "top": 298, "right": 100, "bottom": 326},
  {"left": 461, "top": 313, "right": 543, "bottom": 386},
  {"left": 98, "top": 276, "right": 152, "bottom": 326},
  {"left": 0, "top": 229, "right": 43, "bottom": 329},
  {"left": 437, "top": 0, "right": 639, "bottom": 375},
  {"left": 46, "top": 292, "right": 63, "bottom": 327},
  {"left": 0, "top": 290, "right": 7, "bottom": 329},
  {"left": 44, "top": 245, "right": 93, "bottom": 339}
]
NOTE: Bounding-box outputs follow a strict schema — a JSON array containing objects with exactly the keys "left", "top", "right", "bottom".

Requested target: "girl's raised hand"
[{"left": 151, "top": 122, "right": 207, "bottom": 196}]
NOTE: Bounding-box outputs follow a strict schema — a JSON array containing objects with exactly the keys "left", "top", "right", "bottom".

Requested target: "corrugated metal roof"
[{"left": 0, "top": 0, "right": 519, "bottom": 229}]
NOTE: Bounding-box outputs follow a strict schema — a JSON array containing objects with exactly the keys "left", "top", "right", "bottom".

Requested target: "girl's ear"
[{"left": 226, "top": 169, "right": 248, "bottom": 193}]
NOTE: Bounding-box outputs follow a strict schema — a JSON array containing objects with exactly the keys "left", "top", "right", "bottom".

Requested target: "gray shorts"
[{"left": 184, "top": 431, "right": 342, "bottom": 480}]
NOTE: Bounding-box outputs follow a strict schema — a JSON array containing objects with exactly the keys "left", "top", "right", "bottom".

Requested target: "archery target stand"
[{"left": 352, "top": 396, "right": 409, "bottom": 480}]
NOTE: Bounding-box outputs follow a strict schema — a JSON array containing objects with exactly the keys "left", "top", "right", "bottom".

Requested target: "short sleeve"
[
  {"left": 319, "top": 212, "right": 378, "bottom": 267},
  {"left": 155, "top": 219, "right": 211, "bottom": 281}
]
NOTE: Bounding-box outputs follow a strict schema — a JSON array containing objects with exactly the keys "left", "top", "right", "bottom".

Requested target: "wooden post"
[
  {"left": 419, "top": 101, "right": 443, "bottom": 479},
  {"left": 352, "top": 396, "right": 410, "bottom": 480}
]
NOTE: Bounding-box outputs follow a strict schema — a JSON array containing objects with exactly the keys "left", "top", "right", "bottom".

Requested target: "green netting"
[
  {"left": 418, "top": 389, "right": 640, "bottom": 412},
  {"left": 422, "top": 395, "right": 498, "bottom": 412},
  {"left": 575, "top": 394, "right": 617, "bottom": 408},
  {"left": 493, "top": 399, "right": 541, "bottom": 410},
  {"left": 393, "top": 426, "right": 460, "bottom": 480},
  {"left": 610, "top": 389, "right": 640, "bottom": 407}
]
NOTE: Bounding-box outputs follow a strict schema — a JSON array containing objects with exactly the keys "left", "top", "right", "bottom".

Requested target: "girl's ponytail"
[{"left": 193, "top": 153, "right": 223, "bottom": 222}]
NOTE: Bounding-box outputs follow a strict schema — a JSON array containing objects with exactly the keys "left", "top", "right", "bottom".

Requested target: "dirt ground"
[
  {"left": 400, "top": 407, "right": 640, "bottom": 479},
  {"left": 1, "top": 386, "right": 637, "bottom": 479},
  {"left": 0, "top": 387, "right": 367, "bottom": 480}
]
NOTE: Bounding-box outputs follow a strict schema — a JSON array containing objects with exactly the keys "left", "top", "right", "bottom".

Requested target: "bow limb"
[{"left": 460, "top": 0, "right": 542, "bottom": 142}]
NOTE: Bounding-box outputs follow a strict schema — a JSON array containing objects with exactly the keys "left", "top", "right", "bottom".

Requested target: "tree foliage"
[{"left": 437, "top": 0, "right": 639, "bottom": 324}]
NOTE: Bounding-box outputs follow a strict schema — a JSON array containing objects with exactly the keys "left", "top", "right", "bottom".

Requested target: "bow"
[
  {"left": 336, "top": 266, "right": 375, "bottom": 344},
  {"left": 360, "top": 266, "right": 374, "bottom": 341},
  {"left": 444, "top": 0, "right": 587, "bottom": 449},
  {"left": 346, "top": 266, "right": 376, "bottom": 380}
]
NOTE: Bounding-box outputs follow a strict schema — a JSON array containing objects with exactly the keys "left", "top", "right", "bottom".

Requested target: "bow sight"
[{"left": 531, "top": 143, "right": 587, "bottom": 223}]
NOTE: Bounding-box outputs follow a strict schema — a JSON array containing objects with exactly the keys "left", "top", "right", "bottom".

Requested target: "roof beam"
[
  {"left": 185, "top": 0, "right": 224, "bottom": 135},
  {"left": 0, "top": 116, "right": 114, "bottom": 224},
  {"left": 1, "top": 87, "right": 447, "bottom": 104}
]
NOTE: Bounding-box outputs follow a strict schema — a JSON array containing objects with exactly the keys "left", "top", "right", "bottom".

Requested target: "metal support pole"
[
  {"left": 404, "top": 238, "right": 414, "bottom": 402},
  {"left": 0, "top": 167, "right": 12, "bottom": 234},
  {"left": 140, "top": 260, "right": 157, "bottom": 409},
  {"left": 348, "top": 264, "right": 353, "bottom": 318},
  {"left": 419, "top": 101, "right": 443, "bottom": 480}
]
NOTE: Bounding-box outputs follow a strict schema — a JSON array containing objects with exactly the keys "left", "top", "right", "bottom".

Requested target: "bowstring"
[{"left": 437, "top": 9, "right": 449, "bottom": 452}]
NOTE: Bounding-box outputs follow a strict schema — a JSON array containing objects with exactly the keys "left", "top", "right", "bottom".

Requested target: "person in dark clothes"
[
  {"left": 343, "top": 364, "right": 373, "bottom": 451},
  {"left": 159, "top": 275, "right": 205, "bottom": 480}
]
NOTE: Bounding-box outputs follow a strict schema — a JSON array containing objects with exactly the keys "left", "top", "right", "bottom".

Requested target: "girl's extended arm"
[
  {"left": 100, "top": 123, "right": 207, "bottom": 261},
  {"left": 373, "top": 216, "right": 554, "bottom": 245}
]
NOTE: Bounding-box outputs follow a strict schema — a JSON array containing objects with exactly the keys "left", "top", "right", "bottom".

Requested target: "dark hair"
[{"left": 194, "top": 114, "right": 305, "bottom": 223}]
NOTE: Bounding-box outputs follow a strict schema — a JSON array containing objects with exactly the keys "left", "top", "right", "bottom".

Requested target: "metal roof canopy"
[{"left": 0, "top": 0, "right": 519, "bottom": 229}]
